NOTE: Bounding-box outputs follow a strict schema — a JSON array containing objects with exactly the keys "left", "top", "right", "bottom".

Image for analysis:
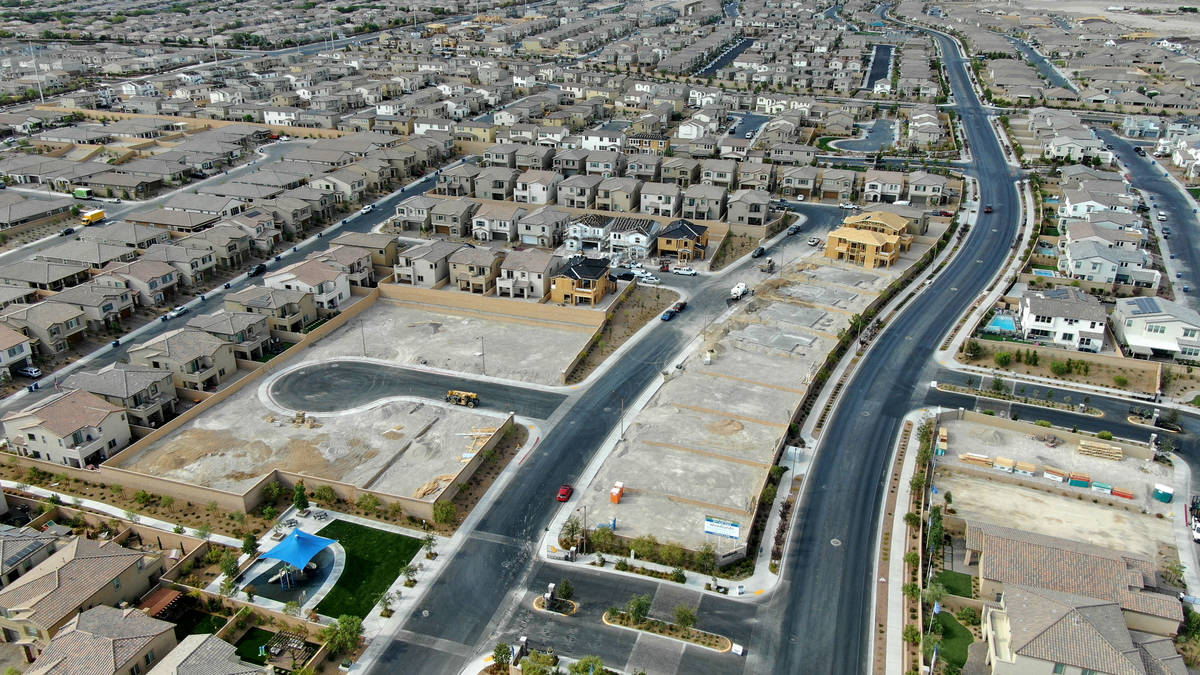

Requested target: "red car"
[
  {"left": 983, "top": 204, "right": 994, "bottom": 214},
  {"left": 557, "top": 484, "right": 574, "bottom": 502}
]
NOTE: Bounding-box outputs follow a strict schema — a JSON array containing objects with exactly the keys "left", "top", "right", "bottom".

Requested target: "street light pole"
[{"left": 479, "top": 335, "right": 485, "bottom": 375}]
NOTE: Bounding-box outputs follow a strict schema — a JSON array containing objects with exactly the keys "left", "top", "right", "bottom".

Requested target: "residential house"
[
  {"left": 307, "top": 246, "right": 374, "bottom": 288},
  {"left": 471, "top": 203, "right": 527, "bottom": 243},
  {"left": 497, "top": 249, "right": 562, "bottom": 300},
  {"left": 330, "top": 232, "right": 401, "bottom": 268},
  {"left": 0, "top": 538, "right": 163, "bottom": 658},
  {"left": 186, "top": 311, "right": 272, "bottom": 361},
  {"left": 818, "top": 168, "right": 856, "bottom": 201},
  {"left": 514, "top": 170, "right": 563, "bottom": 205},
  {"left": 964, "top": 521, "right": 1182, "bottom": 636},
  {"left": 608, "top": 217, "right": 661, "bottom": 259},
  {"left": 28, "top": 606, "right": 175, "bottom": 675},
  {"left": 769, "top": 143, "right": 817, "bottom": 166},
  {"left": 96, "top": 260, "right": 178, "bottom": 307},
  {"left": 0, "top": 261, "right": 89, "bottom": 292},
  {"left": 436, "top": 164, "right": 481, "bottom": 197},
  {"left": 515, "top": 145, "right": 555, "bottom": 171},
  {"left": 565, "top": 214, "right": 613, "bottom": 254},
  {"left": 0, "top": 302, "right": 85, "bottom": 355},
  {"left": 0, "top": 526, "right": 59, "bottom": 589},
  {"left": 595, "top": 177, "right": 641, "bottom": 214},
  {"left": 660, "top": 157, "right": 700, "bottom": 187},
  {"left": 552, "top": 148, "right": 589, "bottom": 177},
  {"left": 1112, "top": 296, "right": 1200, "bottom": 360},
  {"left": 474, "top": 167, "right": 520, "bottom": 201},
  {"left": 141, "top": 244, "right": 217, "bottom": 287},
  {"left": 309, "top": 169, "right": 366, "bottom": 203},
  {"left": 394, "top": 195, "right": 438, "bottom": 232},
  {"left": 1018, "top": 287, "right": 1107, "bottom": 351},
  {"left": 778, "top": 166, "right": 819, "bottom": 198},
  {"left": 906, "top": 170, "right": 949, "bottom": 206},
  {"left": 549, "top": 256, "right": 615, "bottom": 306},
  {"left": 184, "top": 226, "right": 252, "bottom": 269},
  {"left": 392, "top": 241, "right": 465, "bottom": 288},
  {"left": 862, "top": 170, "right": 906, "bottom": 203},
  {"left": 62, "top": 363, "right": 178, "bottom": 429},
  {"left": 223, "top": 286, "right": 316, "bottom": 335},
  {"left": 726, "top": 190, "right": 772, "bottom": 226},
  {"left": 430, "top": 199, "right": 479, "bottom": 237},
  {"left": 483, "top": 143, "right": 521, "bottom": 168},
  {"left": 639, "top": 182, "right": 681, "bottom": 217},
  {"left": 33, "top": 240, "right": 138, "bottom": 271},
  {"left": 76, "top": 222, "right": 171, "bottom": 250},
  {"left": 699, "top": 159, "right": 737, "bottom": 189},
  {"left": 558, "top": 174, "right": 602, "bottom": 209},
  {"left": 1059, "top": 240, "right": 1160, "bottom": 288},
  {"left": 1, "top": 389, "right": 130, "bottom": 468},
  {"left": 626, "top": 157, "right": 661, "bottom": 182},
  {"left": 264, "top": 259, "right": 351, "bottom": 316},
  {"left": 824, "top": 210, "right": 914, "bottom": 268},
  {"left": 585, "top": 151, "right": 626, "bottom": 178},
  {"left": 681, "top": 184, "right": 727, "bottom": 221},
  {"left": 656, "top": 219, "right": 709, "bottom": 262},
  {"left": 517, "top": 206, "right": 570, "bottom": 248},
  {"left": 736, "top": 162, "right": 774, "bottom": 192},
  {"left": 448, "top": 247, "right": 505, "bottom": 294},
  {"left": 0, "top": 326, "right": 33, "bottom": 379},
  {"left": 48, "top": 282, "right": 135, "bottom": 332},
  {"left": 128, "top": 328, "right": 238, "bottom": 392},
  {"left": 148, "top": 633, "right": 270, "bottom": 675}
]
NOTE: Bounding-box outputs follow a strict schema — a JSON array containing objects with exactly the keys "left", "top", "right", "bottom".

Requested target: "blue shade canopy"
[{"left": 262, "top": 529, "right": 336, "bottom": 568}]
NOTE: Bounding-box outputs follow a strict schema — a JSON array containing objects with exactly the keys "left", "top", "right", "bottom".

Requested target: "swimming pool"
[
  {"left": 1033, "top": 269, "right": 1055, "bottom": 277},
  {"left": 986, "top": 315, "right": 1017, "bottom": 332}
]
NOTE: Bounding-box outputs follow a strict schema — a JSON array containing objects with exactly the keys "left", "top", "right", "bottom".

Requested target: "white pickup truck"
[{"left": 730, "top": 282, "right": 748, "bottom": 300}]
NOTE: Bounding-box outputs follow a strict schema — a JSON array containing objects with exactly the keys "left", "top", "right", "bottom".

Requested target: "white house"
[
  {"left": 1112, "top": 296, "right": 1200, "bottom": 360},
  {"left": 608, "top": 218, "right": 661, "bottom": 259},
  {"left": 1018, "top": 287, "right": 1107, "bottom": 351},
  {"left": 1059, "top": 240, "right": 1160, "bottom": 288},
  {"left": 514, "top": 170, "right": 563, "bottom": 205},
  {"left": 2, "top": 389, "right": 130, "bottom": 468}
]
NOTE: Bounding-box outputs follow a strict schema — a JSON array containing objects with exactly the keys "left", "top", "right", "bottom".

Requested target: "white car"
[
  {"left": 672, "top": 267, "right": 698, "bottom": 276},
  {"left": 807, "top": 236, "right": 821, "bottom": 246},
  {"left": 629, "top": 261, "right": 644, "bottom": 270},
  {"left": 839, "top": 202, "right": 856, "bottom": 209},
  {"left": 166, "top": 305, "right": 189, "bottom": 319},
  {"left": 639, "top": 275, "right": 661, "bottom": 284},
  {"left": 1157, "top": 211, "right": 1167, "bottom": 221},
  {"left": 361, "top": 204, "right": 375, "bottom": 213}
]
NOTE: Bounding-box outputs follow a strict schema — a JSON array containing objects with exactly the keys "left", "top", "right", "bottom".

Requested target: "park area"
[{"left": 314, "top": 520, "right": 420, "bottom": 618}]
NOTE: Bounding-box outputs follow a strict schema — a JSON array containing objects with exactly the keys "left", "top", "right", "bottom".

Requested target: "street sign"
[{"left": 704, "top": 516, "right": 741, "bottom": 539}]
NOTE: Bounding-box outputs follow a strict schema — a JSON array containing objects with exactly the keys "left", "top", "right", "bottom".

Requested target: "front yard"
[{"left": 314, "top": 520, "right": 420, "bottom": 618}]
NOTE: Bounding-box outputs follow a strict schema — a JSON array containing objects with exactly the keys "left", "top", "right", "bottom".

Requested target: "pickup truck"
[{"left": 730, "top": 282, "right": 748, "bottom": 300}]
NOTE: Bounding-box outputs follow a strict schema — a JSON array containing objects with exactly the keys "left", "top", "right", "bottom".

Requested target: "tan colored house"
[
  {"left": 96, "top": 260, "right": 179, "bottom": 308},
  {"left": 2, "top": 388, "right": 131, "bottom": 467},
  {"left": 656, "top": 219, "right": 709, "bottom": 262},
  {"left": 549, "top": 256, "right": 614, "bottom": 306},
  {"left": 436, "top": 164, "right": 482, "bottom": 197},
  {"left": 223, "top": 286, "right": 317, "bottom": 335},
  {"left": 0, "top": 538, "right": 163, "bottom": 658},
  {"left": 392, "top": 241, "right": 465, "bottom": 288},
  {"left": 0, "top": 527, "right": 60, "bottom": 590},
  {"left": 824, "top": 227, "right": 904, "bottom": 268},
  {"left": 726, "top": 190, "right": 771, "bottom": 227},
  {"left": 149, "top": 633, "right": 269, "bottom": 674},
  {"left": 449, "top": 247, "right": 505, "bottom": 294},
  {"left": 431, "top": 199, "right": 479, "bottom": 237},
  {"left": 62, "top": 363, "right": 178, "bottom": 429},
  {"left": 660, "top": 157, "right": 699, "bottom": 187},
  {"left": 0, "top": 301, "right": 85, "bottom": 356},
  {"left": 330, "top": 232, "right": 401, "bottom": 267},
  {"left": 28, "top": 606, "right": 176, "bottom": 674},
  {"left": 128, "top": 328, "right": 238, "bottom": 392},
  {"left": 186, "top": 311, "right": 272, "bottom": 360},
  {"left": 595, "top": 177, "right": 641, "bottom": 213},
  {"left": 681, "top": 184, "right": 726, "bottom": 221}
]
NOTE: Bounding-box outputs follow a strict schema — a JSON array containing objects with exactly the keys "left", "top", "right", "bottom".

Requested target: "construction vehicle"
[
  {"left": 730, "top": 282, "right": 748, "bottom": 300},
  {"left": 79, "top": 209, "right": 105, "bottom": 225},
  {"left": 445, "top": 390, "right": 479, "bottom": 407},
  {"left": 759, "top": 257, "right": 775, "bottom": 273}
]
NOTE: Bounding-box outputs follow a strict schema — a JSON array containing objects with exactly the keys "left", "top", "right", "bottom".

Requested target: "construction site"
[{"left": 568, "top": 238, "right": 929, "bottom": 561}]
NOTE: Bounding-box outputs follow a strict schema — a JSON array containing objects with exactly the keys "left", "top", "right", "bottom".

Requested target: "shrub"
[
  {"left": 433, "top": 501, "right": 456, "bottom": 524},
  {"left": 956, "top": 606, "right": 980, "bottom": 626},
  {"left": 1097, "top": 431, "right": 1113, "bottom": 440},
  {"left": 1035, "top": 420, "right": 1052, "bottom": 427},
  {"left": 1050, "top": 361, "right": 1071, "bottom": 376},
  {"left": 1113, "top": 375, "right": 1129, "bottom": 387},
  {"left": 993, "top": 351, "right": 1012, "bottom": 367},
  {"left": 670, "top": 568, "right": 686, "bottom": 583},
  {"left": 314, "top": 485, "right": 338, "bottom": 504}
]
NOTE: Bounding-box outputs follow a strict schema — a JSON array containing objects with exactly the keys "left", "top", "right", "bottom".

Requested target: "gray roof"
[
  {"left": 185, "top": 310, "right": 265, "bottom": 336},
  {"left": 132, "top": 327, "right": 230, "bottom": 363},
  {"left": 1021, "top": 287, "right": 1107, "bottom": 323},
  {"left": 225, "top": 285, "right": 310, "bottom": 310},
  {"left": 1002, "top": 585, "right": 1146, "bottom": 675},
  {"left": 403, "top": 240, "right": 465, "bottom": 262},
  {"left": 148, "top": 634, "right": 266, "bottom": 675},
  {"left": 1066, "top": 240, "right": 1147, "bottom": 265},
  {"left": 1116, "top": 296, "right": 1200, "bottom": 327},
  {"left": 63, "top": 362, "right": 171, "bottom": 399},
  {"left": 0, "top": 525, "right": 57, "bottom": 575},
  {"left": 29, "top": 606, "right": 174, "bottom": 675},
  {"left": 49, "top": 282, "right": 131, "bottom": 309}
]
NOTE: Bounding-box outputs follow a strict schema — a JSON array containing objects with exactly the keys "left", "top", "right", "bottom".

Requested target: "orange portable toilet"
[{"left": 610, "top": 481, "right": 624, "bottom": 504}]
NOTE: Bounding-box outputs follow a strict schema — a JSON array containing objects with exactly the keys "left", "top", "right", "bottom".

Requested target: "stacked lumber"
[
  {"left": 1077, "top": 439, "right": 1123, "bottom": 461},
  {"left": 960, "top": 453, "right": 993, "bottom": 468}
]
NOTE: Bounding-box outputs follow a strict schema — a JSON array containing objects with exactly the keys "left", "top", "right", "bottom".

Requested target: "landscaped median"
[{"left": 601, "top": 595, "right": 731, "bottom": 652}]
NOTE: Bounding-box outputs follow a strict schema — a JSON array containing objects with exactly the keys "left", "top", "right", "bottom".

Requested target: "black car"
[
  {"left": 59, "top": 227, "right": 75, "bottom": 236},
  {"left": 610, "top": 268, "right": 636, "bottom": 281},
  {"left": 786, "top": 224, "right": 802, "bottom": 235},
  {"left": 750, "top": 246, "right": 766, "bottom": 258},
  {"left": 1134, "top": 146, "right": 1146, "bottom": 156},
  {"left": 983, "top": 204, "right": 993, "bottom": 214},
  {"left": 249, "top": 263, "right": 267, "bottom": 277}
]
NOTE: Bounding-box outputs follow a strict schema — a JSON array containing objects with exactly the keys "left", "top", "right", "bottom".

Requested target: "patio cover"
[{"left": 262, "top": 529, "right": 336, "bottom": 568}]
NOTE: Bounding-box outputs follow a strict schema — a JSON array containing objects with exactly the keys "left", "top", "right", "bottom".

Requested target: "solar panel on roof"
[{"left": 1130, "top": 297, "right": 1159, "bottom": 315}]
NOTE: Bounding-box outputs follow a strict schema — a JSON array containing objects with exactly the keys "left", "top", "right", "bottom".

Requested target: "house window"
[
  {"left": 113, "top": 578, "right": 121, "bottom": 590},
  {"left": 6, "top": 346, "right": 22, "bottom": 358},
  {"left": 1184, "top": 329, "right": 1199, "bottom": 338},
  {"left": 1147, "top": 325, "right": 1166, "bottom": 334},
  {"left": 145, "top": 650, "right": 155, "bottom": 665}
]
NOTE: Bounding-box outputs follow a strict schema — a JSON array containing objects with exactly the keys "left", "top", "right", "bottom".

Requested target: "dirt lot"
[
  {"left": 963, "top": 339, "right": 1161, "bottom": 395},
  {"left": 566, "top": 285, "right": 679, "bottom": 383},
  {"left": 935, "top": 472, "right": 1172, "bottom": 560},
  {"left": 710, "top": 232, "right": 759, "bottom": 272}
]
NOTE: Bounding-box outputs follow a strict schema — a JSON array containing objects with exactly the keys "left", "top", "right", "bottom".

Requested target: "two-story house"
[
  {"left": 517, "top": 206, "right": 571, "bottom": 248},
  {"left": 726, "top": 190, "right": 772, "bottom": 226},
  {"left": 1113, "top": 296, "right": 1200, "bottom": 360},
  {"left": 28, "top": 606, "right": 175, "bottom": 675},
  {"left": 558, "top": 174, "right": 603, "bottom": 209},
  {"left": 609, "top": 218, "right": 662, "bottom": 259},
  {"left": 1018, "top": 287, "right": 1107, "bottom": 352},
  {"left": 565, "top": 214, "right": 613, "bottom": 254},
  {"left": 660, "top": 157, "right": 700, "bottom": 187},
  {"left": 699, "top": 159, "right": 738, "bottom": 189},
  {"left": 639, "top": 182, "right": 681, "bottom": 217},
  {"left": 48, "top": 282, "right": 135, "bottom": 332},
  {"left": 584, "top": 151, "right": 626, "bottom": 178},
  {"left": 430, "top": 199, "right": 480, "bottom": 237},
  {"left": 1059, "top": 240, "right": 1161, "bottom": 288},
  {"left": 906, "top": 170, "right": 949, "bottom": 206},
  {"left": 436, "top": 164, "right": 482, "bottom": 197},
  {"left": 449, "top": 247, "right": 505, "bottom": 295},
  {"left": 128, "top": 328, "right": 238, "bottom": 392},
  {"left": 862, "top": 169, "right": 906, "bottom": 203},
  {"left": 681, "top": 184, "right": 727, "bottom": 221},
  {"left": 0, "top": 326, "right": 33, "bottom": 379},
  {"left": 223, "top": 285, "right": 317, "bottom": 335},
  {"left": 140, "top": 244, "right": 217, "bottom": 288},
  {"left": 95, "top": 260, "right": 178, "bottom": 308},
  {"left": 474, "top": 167, "right": 521, "bottom": 201},
  {"left": 0, "top": 302, "right": 85, "bottom": 356},
  {"left": 394, "top": 195, "right": 438, "bottom": 232},
  {"left": 264, "top": 260, "right": 352, "bottom": 316},
  {"left": 62, "top": 363, "right": 178, "bottom": 429},
  {"left": 656, "top": 219, "right": 709, "bottom": 262},
  {"left": 514, "top": 170, "right": 563, "bottom": 205},
  {"left": 186, "top": 311, "right": 272, "bottom": 361},
  {"left": 2, "top": 389, "right": 130, "bottom": 467},
  {"left": 471, "top": 203, "right": 527, "bottom": 242},
  {"left": 497, "top": 249, "right": 562, "bottom": 300},
  {"left": 595, "top": 177, "right": 641, "bottom": 213},
  {"left": 549, "top": 256, "right": 615, "bottom": 306},
  {"left": 392, "top": 241, "right": 465, "bottom": 288},
  {"left": 307, "top": 245, "right": 375, "bottom": 288}
]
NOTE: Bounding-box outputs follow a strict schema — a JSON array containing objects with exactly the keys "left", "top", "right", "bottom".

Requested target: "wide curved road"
[
  {"left": 760, "top": 18, "right": 1022, "bottom": 673},
  {"left": 269, "top": 360, "right": 566, "bottom": 419}
]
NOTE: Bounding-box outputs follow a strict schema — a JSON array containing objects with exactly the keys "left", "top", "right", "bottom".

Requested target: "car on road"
[
  {"left": 165, "top": 306, "right": 189, "bottom": 319},
  {"left": 744, "top": 131, "right": 754, "bottom": 139},
  {"left": 639, "top": 275, "right": 661, "bottom": 284},
  {"left": 1157, "top": 211, "right": 1168, "bottom": 221},
  {"left": 750, "top": 246, "right": 766, "bottom": 258},
  {"left": 557, "top": 484, "right": 573, "bottom": 502},
  {"left": 15, "top": 366, "right": 41, "bottom": 379},
  {"left": 610, "top": 268, "right": 636, "bottom": 281},
  {"left": 360, "top": 204, "right": 375, "bottom": 213},
  {"left": 249, "top": 263, "right": 267, "bottom": 276},
  {"left": 59, "top": 227, "right": 75, "bottom": 236},
  {"left": 787, "top": 224, "right": 802, "bottom": 235},
  {"left": 672, "top": 266, "right": 698, "bottom": 276},
  {"left": 672, "top": 301, "right": 687, "bottom": 313},
  {"left": 661, "top": 309, "right": 677, "bottom": 321},
  {"left": 807, "top": 236, "right": 822, "bottom": 246},
  {"left": 983, "top": 204, "right": 993, "bottom": 213},
  {"left": 839, "top": 202, "right": 856, "bottom": 209},
  {"left": 1104, "top": 143, "right": 1113, "bottom": 150},
  {"left": 1134, "top": 146, "right": 1146, "bottom": 156},
  {"left": 937, "top": 210, "right": 954, "bottom": 217}
]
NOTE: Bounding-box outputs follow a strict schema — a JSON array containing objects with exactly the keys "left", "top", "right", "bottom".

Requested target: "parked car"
[
  {"left": 661, "top": 309, "right": 677, "bottom": 321},
  {"left": 744, "top": 131, "right": 754, "bottom": 139},
  {"left": 166, "top": 306, "right": 189, "bottom": 319},
  {"left": 249, "top": 263, "right": 267, "bottom": 276},
  {"left": 672, "top": 301, "right": 687, "bottom": 312},
  {"left": 611, "top": 268, "right": 636, "bottom": 280},
  {"left": 937, "top": 210, "right": 954, "bottom": 217},
  {"left": 750, "top": 246, "right": 766, "bottom": 258},
  {"left": 839, "top": 202, "right": 856, "bottom": 209},
  {"left": 1134, "top": 146, "right": 1146, "bottom": 156},
  {"left": 557, "top": 484, "right": 573, "bottom": 502},
  {"left": 672, "top": 266, "right": 698, "bottom": 276},
  {"left": 59, "top": 227, "right": 75, "bottom": 236},
  {"left": 639, "top": 275, "right": 661, "bottom": 284},
  {"left": 15, "top": 366, "right": 41, "bottom": 378},
  {"left": 787, "top": 224, "right": 802, "bottom": 235},
  {"left": 807, "top": 236, "right": 821, "bottom": 246},
  {"left": 1157, "top": 211, "right": 1168, "bottom": 221}
]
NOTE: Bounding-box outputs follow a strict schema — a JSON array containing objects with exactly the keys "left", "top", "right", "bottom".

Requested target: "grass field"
[
  {"left": 235, "top": 627, "right": 274, "bottom": 665},
  {"left": 934, "top": 570, "right": 974, "bottom": 598},
  {"left": 173, "top": 610, "right": 227, "bottom": 641},
  {"left": 315, "top": 520, "right": 420, "bottom": 618},
  {"left": 935, "top": 612, "right": 973, "bottom": 667}
]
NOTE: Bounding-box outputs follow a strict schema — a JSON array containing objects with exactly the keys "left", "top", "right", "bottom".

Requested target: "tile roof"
[
  {"left": 967, "top": 522, "right": 1182, "bottom": 623},
  {"left": 2, "top": 389, "right": 123, "bottom": 438},
  {"left": 28, "top": 606, "right": 174, "bottom": 675},
  {"left": 62, "top": 363, "right": 171, "bottom": 400},
  {"left": 148, "top": 634, "right": 265, "bottom": 675},
  {"left": 1001, "top": 585, "right": 1145, "bottom": 675},
  {"left": 0, "top": 538, "right": 150, "bottom": 631}
]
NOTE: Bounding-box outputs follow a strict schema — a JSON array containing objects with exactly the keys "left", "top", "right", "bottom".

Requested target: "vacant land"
[{"left": 566, "top": 285, "right": 679, "bottom": 383}]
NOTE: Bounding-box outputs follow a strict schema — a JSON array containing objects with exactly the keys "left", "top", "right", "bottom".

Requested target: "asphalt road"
[
  {"left": 760, "top": 16, "right": 1023, "bottom": 672},
  {"left": 268, "top": 360, "right": 567, "bottom": 419},
  {"left": 695, "top": 38, "right": 754, "bottom": 78},
  {"left": 1095, "top": 127, "right": 1200, "bottom": 313},
  {"left": 836, "top": 120, "right": 897, "bottom": 153},
  {"left": 864, "top": 45, "right": 894, "bottom": 90},
  {"left": 1008, "top": 37, "right": 1074, "bottom": 91}
]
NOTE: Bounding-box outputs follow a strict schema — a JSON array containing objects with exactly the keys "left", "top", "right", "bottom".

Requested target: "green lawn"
[
  {"left": 315, "top": 520, "right": 420, "bottom": 618},
  {"left": 934, "top": 570, "right": 974, "bottom": 598},
  {"left": 1189, "top": 188, "right": 1200, "bottom": 200},
  {"left": 1191, "top": 394, "right": 1200, "bottom": 407},
  {"left": 935, "top": 612, "right": 973, "bottom": 667},
  {"left": 234, "top": 627, "right": 274, "bottom": 665},
  {"left": 173, "top": 610, "right": 227, "bottom": 641}
]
